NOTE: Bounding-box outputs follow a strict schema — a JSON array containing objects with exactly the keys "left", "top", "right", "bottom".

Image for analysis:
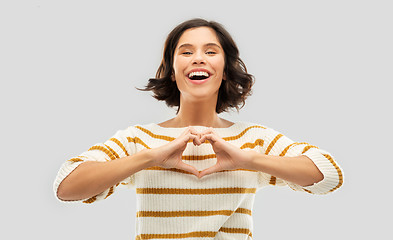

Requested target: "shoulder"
[
  {"left": 112, "top": 123, "right": 158, "bottom": 138},
  {"left": 126, "top": 123, "right": 159, "bottom": 135}
]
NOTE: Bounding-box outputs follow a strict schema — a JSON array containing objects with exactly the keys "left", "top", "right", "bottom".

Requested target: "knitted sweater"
[{"left": 54, "top": 121, "right": 343, "bottom": 239}]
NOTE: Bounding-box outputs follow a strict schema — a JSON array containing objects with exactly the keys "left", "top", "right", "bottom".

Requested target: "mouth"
[{"left": 187, "top": 70, "right": 211, "bottom": 84}]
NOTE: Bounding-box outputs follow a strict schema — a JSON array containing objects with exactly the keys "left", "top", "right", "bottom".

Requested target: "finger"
[
  {"left": 188, "top": 126, "right": 198, "bottom": 133},
  {"left": 187, "top": 133, "right": 202, "bottom": 146},
  {"left": 179, "top": 127, "right": 196, "bottom": 139},
  {"left": 198, "top": 164, "right": 221, "bottom": 178},
  {"left": 200, "top": 127, "right": 213, "bottom": 135},
  {"left": 200, "top": 128, "right": 222, "bottom": 143},
  {"left": 176, "top": 161, "right": 200, "bottom": 177},
  {"left": 179, "top": 130, "right": 198, "bottom": 145},
  {"left": 200, "top": 133, "right": 217, "bottom": 144},
  {"left": 188, "top": 128, "right": 202, "bottom": 145}
]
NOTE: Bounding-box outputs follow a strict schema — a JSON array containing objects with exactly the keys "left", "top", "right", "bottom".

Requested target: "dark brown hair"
[{"left": 138, "top": 18, "right": 254, "bottom": 113}]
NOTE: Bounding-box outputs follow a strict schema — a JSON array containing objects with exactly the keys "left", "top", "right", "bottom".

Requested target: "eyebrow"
[{"left": 178, "top": 43, "right": 222, "bottom": 49}]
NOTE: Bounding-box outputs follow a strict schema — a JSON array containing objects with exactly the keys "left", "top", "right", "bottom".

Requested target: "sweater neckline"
[{"left": 150, "top": 121, "right": 242, "bottom": 131}]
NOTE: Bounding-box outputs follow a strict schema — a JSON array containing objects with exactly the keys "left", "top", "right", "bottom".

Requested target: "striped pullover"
[{"left": 54, "top": 121, "right": 343, "bottom": 239}]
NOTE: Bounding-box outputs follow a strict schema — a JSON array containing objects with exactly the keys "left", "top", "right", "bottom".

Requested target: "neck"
[{"left": 173, "top": 95, "right": 221, "bottom": 127}]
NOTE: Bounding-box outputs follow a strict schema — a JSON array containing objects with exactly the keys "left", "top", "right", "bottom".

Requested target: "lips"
[{"left": 186, "top": 69, "right": 212, "bottom": 84}]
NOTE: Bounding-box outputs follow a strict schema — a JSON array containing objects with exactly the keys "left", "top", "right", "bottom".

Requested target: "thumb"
[{"left": 198, "top": 164, "right": 221, "bottom": 178}]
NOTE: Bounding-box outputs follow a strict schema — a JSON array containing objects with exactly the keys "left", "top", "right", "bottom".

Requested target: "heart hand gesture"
[
  {"left": 150, "top": 127, "right": 202, "bottom": 177},
  {"left": 149, "top": 127, "right": 254, "bottom": 178}
]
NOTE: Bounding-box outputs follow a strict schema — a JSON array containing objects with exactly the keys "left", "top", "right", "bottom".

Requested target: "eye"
[
  {"left": 206, "top": 51, "right": 216, "bottom": 55},
  {"left": 182, "top": 52, "right": 192, "bottom": 55}
]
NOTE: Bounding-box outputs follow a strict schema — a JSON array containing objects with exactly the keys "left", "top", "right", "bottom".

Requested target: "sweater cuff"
[
  {"left": 301, "top": 149, "right": 343, "bottom": 194},
  {"left": 53, "top": 161, "right": 88, "bottom": 203}
]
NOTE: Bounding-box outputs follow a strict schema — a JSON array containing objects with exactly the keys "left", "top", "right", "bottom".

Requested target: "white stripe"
[
  {"left": 135, "top": 169, "right": 259, "bottom": 189},
  {"left": 136, "top": 193, "right": 256, "bottom": 212},
  {"left": 136, "top": 214, "right": 252, "bottom": 234}
]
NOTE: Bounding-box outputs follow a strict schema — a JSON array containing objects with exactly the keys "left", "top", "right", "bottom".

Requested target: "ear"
[
  {"left": 171, "top": 70, "right": 176, "bottom": 82},
  {"left": 223, "top": 72, "right": 227, "bottom": 81}
]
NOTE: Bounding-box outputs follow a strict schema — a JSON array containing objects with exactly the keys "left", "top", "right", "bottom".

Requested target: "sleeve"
[
  {"left": 53, "top": 126, "right": 138, "bottom": 204},
  {"left": 257, "top": 127, "right": 344, "bottom": 195}
]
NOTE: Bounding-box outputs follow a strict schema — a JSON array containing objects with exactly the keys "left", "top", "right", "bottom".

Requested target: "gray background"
[{"left": 1, "top": 0, "right": 391, "bottom": 239}]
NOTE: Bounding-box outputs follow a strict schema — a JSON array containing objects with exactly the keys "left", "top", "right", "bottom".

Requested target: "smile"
[{"left": 187, "top": 69, "right": 211, "bottom": 85}]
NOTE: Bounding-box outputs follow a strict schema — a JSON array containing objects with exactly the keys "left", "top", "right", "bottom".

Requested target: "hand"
[
  {"left": 150, "top": 127, "right": 202, "bottom": 177},
  {"left": 198, "top": 128, "right": 254, "bottom": 178}
]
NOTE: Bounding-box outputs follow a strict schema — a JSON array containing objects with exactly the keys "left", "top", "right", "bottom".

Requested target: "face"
[{"left": 172, "top": 27, "right": 226, "bottom": 103}]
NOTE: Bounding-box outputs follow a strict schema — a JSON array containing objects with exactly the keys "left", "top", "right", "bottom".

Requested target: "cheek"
[
  {"left": 172, "top": 58, "right": 185, "bottom": 85},
  {"left": 213, "top": 58, "right": 226, "bottom": 77},
  {"left": 173, "top": 56, "right": 188, "bottom": 73}
]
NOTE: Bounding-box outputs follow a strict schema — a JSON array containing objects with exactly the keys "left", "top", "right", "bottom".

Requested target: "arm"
[
  {"left": 53, "top": 127, "right": 141, "bottom": 203},
  {"left": 54, "top": 126, "right": 201, "bottom": 203},
  {"left": 57, "top": 149, "right": 153, "bottom": 201},
  {"left": 246, "top": 153, "right": 324, "bottom": 187},
  {"left": 198, "top": 127, "right": 343, "bottom": 194},
  {"left": 255, "top": 128, "right": 344, "bottom": 194}
]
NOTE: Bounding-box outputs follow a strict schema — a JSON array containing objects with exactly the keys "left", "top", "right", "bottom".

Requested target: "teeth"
[{"left": 188, "top": 71, "right": 209, "bottom": 78}]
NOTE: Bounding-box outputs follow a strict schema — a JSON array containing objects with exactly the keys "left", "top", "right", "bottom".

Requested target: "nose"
[{"left": 192, "top": 51, "right": 206, "bottom": 65}]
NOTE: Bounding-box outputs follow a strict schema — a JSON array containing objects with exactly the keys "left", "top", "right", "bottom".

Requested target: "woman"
[{"left": 54, "top": 18, "right": 343, "bottom": 239}]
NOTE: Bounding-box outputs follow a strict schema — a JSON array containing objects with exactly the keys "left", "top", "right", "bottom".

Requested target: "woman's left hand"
[{"left": 198, "top": 128, "right": 255, "bottom": 178}]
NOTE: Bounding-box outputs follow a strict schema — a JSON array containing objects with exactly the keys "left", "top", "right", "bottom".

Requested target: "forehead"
[{"left": 176, "top": 27, "right": 221, "bottom": 48}]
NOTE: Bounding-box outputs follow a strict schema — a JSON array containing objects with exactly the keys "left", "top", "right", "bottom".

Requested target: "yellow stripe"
[
  {"left": 88, "top": 145, "right": 115, "bottom": 160},
  {"left": 128, "top": 136, "right": 151, "bottom": 149},
  {"left": 67, "top": 157, "right": 84, "bottom": 163},
  {"left": 323, "top": 153, "right": 344, "bottom": 193},
  {"left": 136, "top": 187, "right": 256, "bottom": 195},
  {"left": 104, "top": 186, "right": 114, "bottom": 199},
  {"left": 223, "top": 125, "right": 266, "bottom": 141},
  {"left": 127, "top": 136, "right": 135, "bottom": 143},
  {"left": 145, "top": 166, "right": 194, "bottom": 175},
  {"left": 240, "top": 139, "right": 264, "bottom": 149},
  {"left": 219, "top": 227, "right": 252, "bottom": 237},
  {"left": 304, "top": 188, "right": 312, "bottom": 193},
  {"left": 135, "top": 126, "right": 176, "bottom": 141},
  {"left": 83, "top": 196, "right": 97, "bottom": 204},
  {"left": 301, "top": 145, "right": 318, "bottom": 154},
  {"left": 235, "top": 207, "right": 252, "bottom": 216},
  {"left": 182, "top": 154, "right": 216, "bottom": 160},
  {"left": 104, "top": 144, "right": 120, "bottom": 159},
  {"left": 109, "top": 138, "right": 129, "bottom": 156},
  {"left": 136, "top": 207, "right": 252, "bottom": 217},
  {"left": 269, "top": 176, "right": 277, "bottom": 185},
  {"left": 265, "top": 134, "right": 283, "bottom": 154},
  {"left": 279, "top": 142, "right": 309, "bottom": 156},
  {"left": 135, "top": 231, "right": 216, "bottom": 239}
]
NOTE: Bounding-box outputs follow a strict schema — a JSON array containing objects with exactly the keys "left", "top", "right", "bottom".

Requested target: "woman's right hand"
[{"left": 149, "top": 127, "right": 202, "bottom": 177}]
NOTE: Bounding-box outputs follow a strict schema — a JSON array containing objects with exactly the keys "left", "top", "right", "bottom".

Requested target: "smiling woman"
[
  {"left": 172, "top": 27, "right": 226, "bottom": 112},
  {"left": 54, "top": 18, "right": 344, "bottom": 240},
  {"left": 139, "top": 18, "right": 254, "bottom": 116}
]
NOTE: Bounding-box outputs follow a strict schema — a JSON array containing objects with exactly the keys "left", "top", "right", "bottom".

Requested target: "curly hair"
[{"left": 138, "top": 18, "right": 254, "bottom": 114}]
